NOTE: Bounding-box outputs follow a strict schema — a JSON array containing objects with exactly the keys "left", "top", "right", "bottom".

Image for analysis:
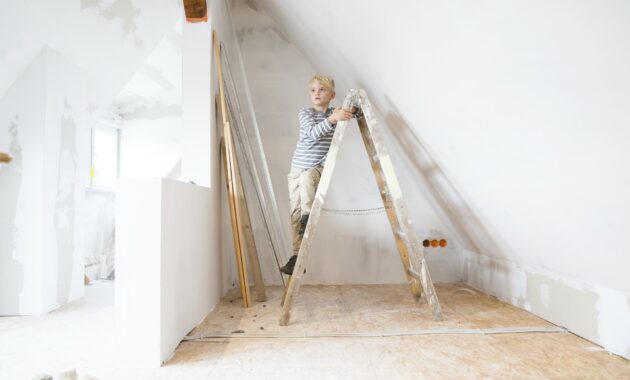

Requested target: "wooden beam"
[
  {"left": 215, "top": 34, "right": 266, "bottom": 305},
  {"left": 215, "top": 35, "right": 252, "bottom": 306},
  {"left": 183, "top": 0, "right": 207, "bottom": 23},
  {"left": 232, "top": 146, "right": 267, "bottom": 302},
  {"left": 221, "top": 130, "right": 252, "bottom": 307}
]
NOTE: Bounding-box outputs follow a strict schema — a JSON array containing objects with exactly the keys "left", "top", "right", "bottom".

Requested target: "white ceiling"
[{"left": 112, "top": 17, "right": 183, "bottom": 118}]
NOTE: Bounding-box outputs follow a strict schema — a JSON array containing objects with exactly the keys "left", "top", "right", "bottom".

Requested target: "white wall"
[
  {"left": 0, "top": 48, "right": 92, "bottom": 315},
  {"left": 256, "top": 0, "right": 630, "bottom": 358},
  {"left": 116, "top": 178, "right": 223, "bottom": 367},
  {"left": 230, "top": 1, "right": 462, "bottom": 285}
]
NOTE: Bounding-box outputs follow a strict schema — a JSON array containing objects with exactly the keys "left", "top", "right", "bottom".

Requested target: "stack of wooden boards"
[{"left": 213, "top": 31, "right": 266, "bottom": 307}]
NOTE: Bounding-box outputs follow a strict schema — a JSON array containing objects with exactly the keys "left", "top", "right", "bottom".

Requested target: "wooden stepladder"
[
  {"left": 279, "top": 89, "right": 443, "bottom": 325},
  {"left": 214, "top": 31, "right": 266, "bottom": 307}
]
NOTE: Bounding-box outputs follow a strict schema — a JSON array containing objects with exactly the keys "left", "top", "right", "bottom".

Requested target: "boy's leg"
[
  {"left": 281, "top": 167, "right": 302, "bottom": 275},
  {"left": 282, "top": 166, "right": 322, "bottom": 275},
  {"left": 287, "top": 167, "right": 302, "bottom": 256},
  {"left": 298, "top": 165, "right": 323, "bottom": 216}
]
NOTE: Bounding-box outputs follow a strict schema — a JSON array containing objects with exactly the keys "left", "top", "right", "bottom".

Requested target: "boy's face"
[{"left": 309, "top": 80, "right": 335, "bottom": 107}]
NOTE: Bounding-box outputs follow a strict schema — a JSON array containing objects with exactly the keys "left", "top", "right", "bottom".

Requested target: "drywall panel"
[{"left": 116, "top": 179, "right": 224, "bottom": 367}]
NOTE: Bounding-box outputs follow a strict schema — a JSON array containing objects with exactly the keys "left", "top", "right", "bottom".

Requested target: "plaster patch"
[
  {"left": 80, "top": 0, "right": 101, "bottom": 10},
  {"left": 539, "top": 282, "right": 549, "bottom": 308},
  {"left": 525, "top": 272, "right": 599, "bottom": 344},
  {"left": 81, "top": 0, "right": 143, "bottom": 46}
]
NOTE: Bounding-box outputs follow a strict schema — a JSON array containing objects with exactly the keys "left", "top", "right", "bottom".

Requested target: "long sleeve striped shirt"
[
  {"left": 290, "top": 107, "right": 336, "bottom": 170},
  {"left": 291, "top": 106, "right": 363, "bottom": 170}
]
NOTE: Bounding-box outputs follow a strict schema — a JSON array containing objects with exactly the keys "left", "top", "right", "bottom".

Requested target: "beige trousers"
[{"left": 287, "top": 165, "right": 323, "bottom": 255}]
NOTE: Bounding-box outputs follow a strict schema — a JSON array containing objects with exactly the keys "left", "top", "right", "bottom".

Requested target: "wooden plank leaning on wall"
[{"left": 214, "top": 31, "right": 266, "bottom": 306}]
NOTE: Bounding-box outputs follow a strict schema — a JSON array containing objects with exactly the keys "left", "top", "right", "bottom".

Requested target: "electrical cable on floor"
[{"left": 183, "top": 326, "right": 567, "bottom": 341}]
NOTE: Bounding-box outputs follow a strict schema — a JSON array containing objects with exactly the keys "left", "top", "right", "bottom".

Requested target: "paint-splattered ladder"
[{"left": 279, "top": 89, "right": 443, "bottom": 325}]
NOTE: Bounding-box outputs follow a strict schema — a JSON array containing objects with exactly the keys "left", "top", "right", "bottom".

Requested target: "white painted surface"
[
  {"left": 181, "top": 19, "right": 212, "bottom": 186},
  {"left": 116, "top": 178, "right": 223, "bottom": 367},
  {"left": 115, "top": 179, "right": 162, "bottom": 367}
]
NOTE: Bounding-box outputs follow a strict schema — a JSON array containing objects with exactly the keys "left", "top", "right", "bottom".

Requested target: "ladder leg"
[
  {"left": 280, "top": 275, "right": 291, "bottom": 307},
  {"left": 279, "top": 185, "right": 329, "bottom": 325},
  {"left": 356, "top": 96, "right": 442, "bottom": 320},
  {"left": 357, "top": 118, "right": 422, "bottom": 300}
]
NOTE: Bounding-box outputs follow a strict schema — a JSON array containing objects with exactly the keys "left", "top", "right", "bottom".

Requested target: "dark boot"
[
  {"left": 280, "top": 255, "right": 306, "bottom": 275},
  {"left": 298, "top": 214, "right": 309, "bottom": 235},
  {"left": 280, "top": 255, "right": 297, "bottom": 275}
]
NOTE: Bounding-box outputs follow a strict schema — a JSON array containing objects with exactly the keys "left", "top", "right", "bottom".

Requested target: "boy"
[{"left": 280, "top": 75, "right": 361, "bottom": 275}]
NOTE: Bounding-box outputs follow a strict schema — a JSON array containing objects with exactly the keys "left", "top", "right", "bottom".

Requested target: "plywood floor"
[
  {"left": 4, "top": 282, "right": 628, "bottom": 379},
  {"left": 166, "top": 283, "right": 630, "bottom": 379}
]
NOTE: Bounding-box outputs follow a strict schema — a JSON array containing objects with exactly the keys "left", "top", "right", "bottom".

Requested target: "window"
[{"left": 90, "top": 111, "right": 121, "bottom": 190}]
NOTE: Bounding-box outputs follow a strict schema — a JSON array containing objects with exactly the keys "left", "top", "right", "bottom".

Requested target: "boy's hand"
[{"left": 329, "top": 107, "right": 353, "bottom": 123}]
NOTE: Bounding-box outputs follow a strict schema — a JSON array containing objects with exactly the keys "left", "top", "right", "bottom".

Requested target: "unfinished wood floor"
[{"left": 166, "top": 283, "right": 630, "bottom": 379}]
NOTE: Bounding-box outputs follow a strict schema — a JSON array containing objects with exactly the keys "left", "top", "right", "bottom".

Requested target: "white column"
[{"left": 182, "top": 19, "right": 213, "bottom": 187}]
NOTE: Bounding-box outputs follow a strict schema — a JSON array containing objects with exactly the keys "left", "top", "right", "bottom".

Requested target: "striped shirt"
[{"left": 291, "top": 106, "right": 362, "bottom": 170}]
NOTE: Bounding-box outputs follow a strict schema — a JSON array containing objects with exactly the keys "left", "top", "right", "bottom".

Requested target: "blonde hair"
[{"left": 309, "top": 75, "right": 335, "bottom": 91}]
